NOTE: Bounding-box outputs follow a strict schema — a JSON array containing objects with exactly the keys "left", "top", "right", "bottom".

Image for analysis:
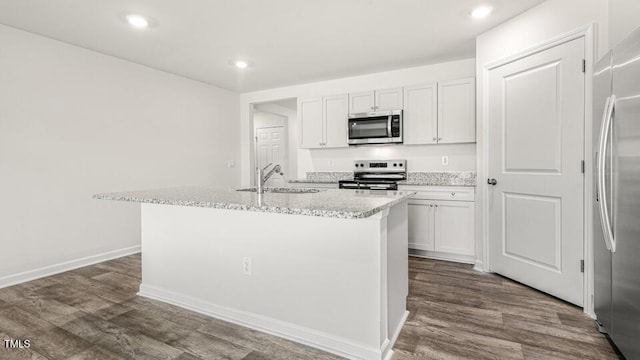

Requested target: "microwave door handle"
[{"left": 387, "top": 116, "right": 392, "bottom": 136}]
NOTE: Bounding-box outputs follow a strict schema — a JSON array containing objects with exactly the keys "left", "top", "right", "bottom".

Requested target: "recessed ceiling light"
[
  {"left": 125, "top": 14, "right": 151, "bottom": 29},
  {"left": 234, "top": 60, "right": 249, "bottom": 69},
  {"left": 470, "top": 5, "right": 493, "bottom": 19}
]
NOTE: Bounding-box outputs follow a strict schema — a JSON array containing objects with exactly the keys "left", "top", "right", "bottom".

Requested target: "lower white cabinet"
[{"left": 402, "top": 186, "right": 475, "bottom": 263}]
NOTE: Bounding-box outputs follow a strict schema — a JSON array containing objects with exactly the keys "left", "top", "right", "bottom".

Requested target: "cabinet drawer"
[{"left": 401, "top": 187, "right": 474, "bottom": 201}]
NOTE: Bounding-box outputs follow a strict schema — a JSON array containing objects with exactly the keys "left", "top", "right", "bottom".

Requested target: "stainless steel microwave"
[{"left": 348, "top": 110, "right": 403, "bottom": 145}]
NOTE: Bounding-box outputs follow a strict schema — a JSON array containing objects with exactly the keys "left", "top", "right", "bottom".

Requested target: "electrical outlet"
[
  {"left": 242, "top": 257, "right": 252, "bottom": 276},
  {"left": 442, "top": 156, "right": 449, "bottom": 166},
  {"left": 228, "top": 160, "right": 236, "bottom": 168},
  {"left": 328, "top": 159, "right": 334, "bottom": 167}
]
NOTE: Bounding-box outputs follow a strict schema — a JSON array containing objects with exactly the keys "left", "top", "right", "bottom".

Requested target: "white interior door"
[
  {"left": 256, "top": 126, "right": 286, "bottom": 186},
  {"left": 487, "top": 37, "right": 585, "bottom": 305}
]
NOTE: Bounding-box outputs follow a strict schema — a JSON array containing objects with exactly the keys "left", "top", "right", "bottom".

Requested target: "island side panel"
[
  {"left": 139, "top": 203, "right": 387, "bottom": 357},
  {"left": 385, "top": 200, "right": 409, "bottom": 349}
]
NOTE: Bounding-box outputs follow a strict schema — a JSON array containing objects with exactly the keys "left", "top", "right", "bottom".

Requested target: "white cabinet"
[
  {"left": 403, "top": 83, "right": 437, "bottom": 145},
  {"left": 300, "top": 97, "right": 323, "bottom": 149},
  {"left": 438, "top": 77, "right": 476, "bottom": 144},
  {"left": 403, "top": 78, "right": 475, "bottom": 145},
  {"left": 299, "top": 94, "right": 348, "bottom": 149},
  {"left": 408, "top": 199, "right": 435, "bottom": 251},
  {"left": 349, "top": 87, "right": 403, "bottom": 113},
  {"left": 375, "top": 87, "right": 403, "bottom": 110},
  {"left": 402, "top": 186, "right": 475, "bottom": 263},
  {"left": 349, "top": 91, "right": 374, "bottom": 113},
  {"left": 433, "top": 200, "right": 475, "bottom": 256},
  {"left": 323, "top": 94, "right": 349, "bottom": 148}
]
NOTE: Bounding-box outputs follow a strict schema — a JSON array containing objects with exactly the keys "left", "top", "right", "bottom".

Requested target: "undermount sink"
[{"left": 236, "top": 187, "right": 325, "bottom": 194}]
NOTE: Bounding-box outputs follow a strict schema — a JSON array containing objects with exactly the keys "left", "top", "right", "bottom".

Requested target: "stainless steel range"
[{"left": 338, "top": 160, "right": 406, "bottom": 190}]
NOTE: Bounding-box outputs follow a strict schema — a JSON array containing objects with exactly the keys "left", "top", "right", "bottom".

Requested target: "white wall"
[
  {"left": 240, "top": 59, "right": 476, "bottom": 184},
  {"left": 609, "top": 0, "right": 640, "bottom": 48},
  {"left": 475, "top": 0, "right": 609, "bottom": 314},
  {"left": 0, "top": 24, "right": 240, "bottom": 286}
]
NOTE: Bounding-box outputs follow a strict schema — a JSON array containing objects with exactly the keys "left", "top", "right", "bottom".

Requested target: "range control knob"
[
  {"left": 393, "top": 163, "right": 398, "bottom": 167},
  {"left": 399, "top": 163, "right": 403, "bottom": 167}
]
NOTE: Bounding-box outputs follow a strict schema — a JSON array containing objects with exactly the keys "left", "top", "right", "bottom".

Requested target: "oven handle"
[{"left": 387, "top": 116, "right": 392, "bottom": 136}]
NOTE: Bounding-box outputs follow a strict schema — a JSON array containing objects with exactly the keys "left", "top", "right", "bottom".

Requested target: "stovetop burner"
[{"left": 339, "top": 160, "right": 406, "bottom": 190}]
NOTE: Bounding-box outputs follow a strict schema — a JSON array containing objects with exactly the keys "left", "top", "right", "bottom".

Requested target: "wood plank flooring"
[{"left": 0, "top": 254, "right": 619, "bottom": 359}]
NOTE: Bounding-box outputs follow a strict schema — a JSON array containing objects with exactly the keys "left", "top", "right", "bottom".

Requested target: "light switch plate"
[{"left": 228, "top": 160, "right": 236, "bottom": 168}]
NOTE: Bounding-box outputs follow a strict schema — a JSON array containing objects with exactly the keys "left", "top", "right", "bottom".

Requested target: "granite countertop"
[
  {"left": 287, "top": 179, "right": 339, "bottom": 184},
  {"left": 94, "top": 186, "right": 413, "bottom": 219}
]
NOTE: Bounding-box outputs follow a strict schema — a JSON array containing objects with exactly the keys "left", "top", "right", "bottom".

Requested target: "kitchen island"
[{"left": 94, "top": 186, "right": 411, "bottom": 360}]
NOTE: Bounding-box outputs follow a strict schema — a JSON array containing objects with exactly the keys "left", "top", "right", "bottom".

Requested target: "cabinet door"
[
  {"left": 403, "top": 83, "right": 437, "bottom": 145},
  {"left": 349, "top": 91, "right": 375, "bottom": 113},
  {"left": 438, "top": 78, "right": 476, "bottom": 143},
  {"left": 323, "top": 94, "right": 348, "bottom": 148},
  {"left": 375, "top": 87, "right": 403, "bottom": 110},
  {"left": 433, "top": 200, "right": 474, "bottom": 256},
  {"left": 408, "top": 200, "right": 435, "bottom": 251},
  {"left": 299, "top": 97, "right": 324, "bottom": 149}
]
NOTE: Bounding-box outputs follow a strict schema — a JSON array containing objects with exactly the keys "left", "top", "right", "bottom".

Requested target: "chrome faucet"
[{"left": 256, "top": 163, "right": 283, "bottom": 194}]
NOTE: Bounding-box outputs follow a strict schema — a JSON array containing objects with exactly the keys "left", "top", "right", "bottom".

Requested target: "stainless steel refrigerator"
[{"left": 594, "top": 26, "right": 640, "bottom": 359}]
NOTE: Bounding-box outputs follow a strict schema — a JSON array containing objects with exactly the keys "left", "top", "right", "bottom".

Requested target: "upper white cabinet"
[
  {"left": 323, "top": 94, "right": 349, "bottom": 148},
  {"left": 375, "top": 87, "right": 403, "bottom": 110},
  {"left": 299, "top": 94, "right": 348, "bottom": 149},
  {"left": 438, "top": 77, "right": 476, "bottom": 144},
  {"left": 403, "top": 83, "right": 437, "bottom": 145},
  {"left": 300, "top": 97, "right": 323, "bottom": 149},
  {"left": 349, "top": 91, "right": 374, "bottom": 113},
  {"left": 349, "top": 88, "right": 403, "bottom": 113}
]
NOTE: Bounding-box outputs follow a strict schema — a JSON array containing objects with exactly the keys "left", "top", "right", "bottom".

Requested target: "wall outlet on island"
[
  {"left": 441, "top": 156, "right": 449, "bottom": 166},
  {"left": 242, "top": 257, "right": 252, "bottom": 276}
]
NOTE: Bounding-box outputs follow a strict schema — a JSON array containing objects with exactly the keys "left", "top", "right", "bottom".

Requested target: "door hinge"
[
  {"left": 582, "top": 59, "right": 586, "bottom": 73},
  {"left": 580, "top": 259, "right": 584, "bottom": 273},
  {"left": 581, "top": 160, "right": 585, "bottom": 173}
]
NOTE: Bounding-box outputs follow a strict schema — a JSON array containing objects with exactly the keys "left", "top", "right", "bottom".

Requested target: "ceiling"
[{"left": 0, "top": 0, "right": 546, "bottom": 93}]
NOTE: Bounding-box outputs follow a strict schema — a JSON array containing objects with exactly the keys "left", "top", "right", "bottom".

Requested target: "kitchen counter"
[
  {"left": 94, "top": 186, "right": 412, "bottom": 219},
  {"left": 94, "top": 185, "right": 409, "bottom": 360},
  {"left": 399, "top": 171, "right": 476, "bottom": 186},
  {"left": 288, "top": 171, "right": 476, "bottom": 187}
]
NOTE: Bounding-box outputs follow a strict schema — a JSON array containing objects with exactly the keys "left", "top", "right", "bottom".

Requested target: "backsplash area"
[{"left": 293, "top": 171, "right": 476, "bottom": 186}]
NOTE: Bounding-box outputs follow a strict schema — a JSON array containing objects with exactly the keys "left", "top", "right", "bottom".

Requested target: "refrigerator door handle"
[{"left": 597, "top": 95, "right": 616, "bottom": 253}]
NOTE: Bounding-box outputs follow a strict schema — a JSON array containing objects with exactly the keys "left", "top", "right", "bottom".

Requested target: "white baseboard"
[
  {"left": 473, "top": 260, "right": 487, "bottom": 272},
  {"left": 0, "top": 245, "right": 141, "bottom": 289},
  {"left": 408, "top": 249, "right": 474, "bottom": 265},
  {"left": 139, "top": 283, "right": 386, "bottom": 360},
  {"left": 382, "top": 310, "right": 409, "bottom": 360}
]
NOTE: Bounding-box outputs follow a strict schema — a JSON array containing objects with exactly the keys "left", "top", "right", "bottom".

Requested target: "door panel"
[
  {"left": 488, "top": 37, "right": 585, "bottom": 306},
  {"left": 503, "top": 62, "right": 562, "bottom": 173},
  {"left": 256, "top": 126, "right": 286, "bottom": 186},
  {"left": 503, "top": 193, "right": 561, "bottom": 271}
]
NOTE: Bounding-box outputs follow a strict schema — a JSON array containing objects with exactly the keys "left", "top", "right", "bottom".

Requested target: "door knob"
[{"left": 487, "top": 178, "right": 497, "bottom": 186}]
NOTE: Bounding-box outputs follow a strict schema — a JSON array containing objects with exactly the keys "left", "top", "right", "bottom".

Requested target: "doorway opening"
[{"left": 250, "top": 98, "right": 298, "bottom": 187}]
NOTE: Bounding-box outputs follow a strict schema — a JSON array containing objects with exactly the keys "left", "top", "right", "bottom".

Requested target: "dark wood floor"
[{"left": 0, "top": 254, "right": 618, "bottom": 360}]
